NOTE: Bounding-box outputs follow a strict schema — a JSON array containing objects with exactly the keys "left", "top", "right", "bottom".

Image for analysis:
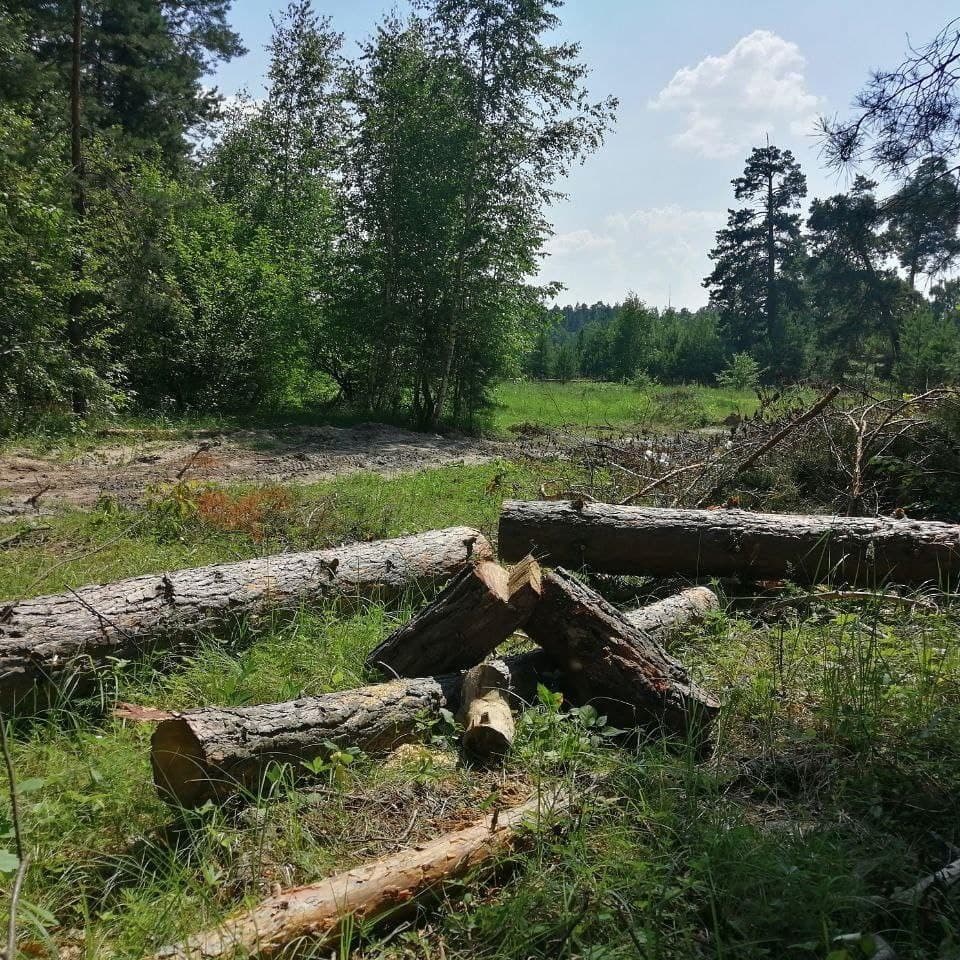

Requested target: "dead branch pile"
[{"left": 517, "top": 386, "right": 960, "bottom": 519}]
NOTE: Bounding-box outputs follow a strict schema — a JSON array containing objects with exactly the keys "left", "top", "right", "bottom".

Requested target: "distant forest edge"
[
  {"left": 531, "top": 146, "right": 960, "bottom": 392},
  {"left": 3, "top": 2, "right": 960, "bottom": 435}
]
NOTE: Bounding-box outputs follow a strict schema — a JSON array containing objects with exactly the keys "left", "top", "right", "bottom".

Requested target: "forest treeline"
[
  {"left": 0, "top": 0, "right": 614, "bottom": 432},
  {"left": 531, "top": 145, "right": 960, "bottom": 391}
]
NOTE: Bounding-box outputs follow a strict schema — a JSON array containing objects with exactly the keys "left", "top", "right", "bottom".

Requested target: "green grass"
[
  {"left": 3, "top": 594, "right": 958, "bottom": 959},
  {"left": 489, "top": 380, "right": 761, "bottom": 435},
  {"left": 2, "top": 458, "right": 959, "bottom": 960},
  {"left": 0, "top": 460, "right": 559, "bottom": 600}
]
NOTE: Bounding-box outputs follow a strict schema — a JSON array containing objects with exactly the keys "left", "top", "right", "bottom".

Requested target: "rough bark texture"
[
  {"left": 523, "top": 569, "right": 720, "bottom": 743},
  {"left": 623, "top": 587, "right": 719, "bottom": 639},
  {"left": 152, "top": 676, "right": 462, "bottom": 808},
  {"left": 366, "top": 558, "right": 541, "bottom": 678},
  {"left": 151, "top": 788, "right": 571, "bottom": 960},
  {"left": 459, "top": 662, "right": 516, "bottom": 759},
  {"left": 499, "top": 500, "right": 960, "bottom": 586},
  {"left": 0, "top": 527, "right": 491, "bottom": 711}
]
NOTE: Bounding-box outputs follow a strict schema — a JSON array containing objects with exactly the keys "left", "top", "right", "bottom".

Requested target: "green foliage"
[
  {"left": 716, "top": 352, "right": 763, "bottom": 390},
  {"left": 894, "top": 307, "right": 960, "bottom": 391}
]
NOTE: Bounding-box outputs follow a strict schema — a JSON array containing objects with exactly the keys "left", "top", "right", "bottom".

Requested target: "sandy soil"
[{"left": 0, "top": 423, "right": 504, "bottom": 518}]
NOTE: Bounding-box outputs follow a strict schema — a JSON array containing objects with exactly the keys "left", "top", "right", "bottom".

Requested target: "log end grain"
[{"left": 152, "top": 719, "right": 212, "bottom": 809}]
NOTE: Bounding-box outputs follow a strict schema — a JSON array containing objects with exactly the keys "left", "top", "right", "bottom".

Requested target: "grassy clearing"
[
  {"left": 2, "top": 460, "right": 959, "bottom": 959},
  {"left": 2, "top": 380, "right": 763, "bottom": 460},
  {"left": 0, "top": 460, "right": 555, "bottom": 600},
  {"left": 489, "top": 380, "right": 761, "bottom": 434}
]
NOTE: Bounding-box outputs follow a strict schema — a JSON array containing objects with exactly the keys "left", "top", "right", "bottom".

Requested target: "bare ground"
[{"left": 0, "top": 423, "right": 504, "bottom": 517}]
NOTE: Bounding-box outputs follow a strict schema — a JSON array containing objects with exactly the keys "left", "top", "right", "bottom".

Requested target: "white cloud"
[
  {"left": 543, "top": 205, "right": 725, "bottom": 307},
  {"left": 649, "top": 30, "right": 823, "bottom": 159},
  {"left": 547, "top": 229, "right": 615, "bottom": 257}
]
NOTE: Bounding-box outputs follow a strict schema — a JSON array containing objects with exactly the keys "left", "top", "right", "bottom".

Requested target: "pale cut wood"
[
  {"left": 523, "top": 569, "right": 720, "bottom": 743},
  {"left": 151, "top": 788, "right": 571, "bottom": 960},
  {"left": 366, "top": 557, "right": 541, "bottom": 678},
  {"left": 499, "top": 500, "right": 960, "bottom": 586},
  {"left": 152, "top": 676, "right": 461, "bottom": 808},
  {"left": 459, "top": 662, "right": 516, "bottom": 759},
  {"left": 0, "top": 527, "right": 491, "bottom": 711}
]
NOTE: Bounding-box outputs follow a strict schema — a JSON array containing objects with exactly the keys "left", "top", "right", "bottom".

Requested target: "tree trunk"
[
  {"left": 69, "top": 0, "right": 87, "bottom": 415},
  {"left": 0, "top": 527, "right": 492, "bottom": 711},
  {"left": 523, "top": 568, "right": 720, "bottom": 744},
  {"left": 152, "top": 676, "right": 461, "bottom": 808},
  {"left": 149, "top": 787, "right": 571, "bottom": 960},
  {"left": 459, "top": 662, "right": 516, "bottom": 760},
  {"left": 366, "top": 557, "right": 541, "bottom": 678},
  {"left": 498, "top": 500, "right": 960, "bottom": 587}
]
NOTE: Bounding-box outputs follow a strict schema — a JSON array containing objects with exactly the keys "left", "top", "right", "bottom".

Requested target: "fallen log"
[
  {"left": 623, "top": 586, "right": 719, "bottom": 638},
  {"left": 499, "top": 500, "right": 960, "bottom": 587},
  {"left": 459, "top": 662, "right": 516, "bottom": 760},
  {"left": 523, "top": 568, "right": 720, "bottom": 743},
  {"left": 152, "top": 676, "right": 461, "bottom": 808},
  {"left": 0, "top": 527, "right": 491, "bottom": 711},
  {"left": 151, "top": 786, "right": 572, "bottom": 960},
  {"left": 366, "top": 556, "right": 541, "bottom": 677}
]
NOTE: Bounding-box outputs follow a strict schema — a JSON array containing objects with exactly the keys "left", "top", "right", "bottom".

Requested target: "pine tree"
[{"left": 705, "top": 144, "right": 807, "bottom": 376}]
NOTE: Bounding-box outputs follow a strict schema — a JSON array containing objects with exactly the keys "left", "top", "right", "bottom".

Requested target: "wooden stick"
[
  {"left": 695, "top": 385, "right": 841, "bottom": 507},
  {"left": 150, "top": 787, "right": 573, "bottom": 960}
]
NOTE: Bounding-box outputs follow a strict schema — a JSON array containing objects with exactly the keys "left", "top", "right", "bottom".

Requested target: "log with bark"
[
  {"left": 458, "top": 662, "right": 516, "bottom": 760},
  {"left": 623, "top": 586, "right": 719, "bottom": 639},
  {"left": 151, "top": 786, "right": 572, "bottom": 960},
  {"left": 499, "top": 500, "right": 960, "bottom": 587},
  {"left": 366, "top": 556, "right": 541, "bottom": 678},
  {"left": 523, "top": 568, "right": 720, "bottom": 744},
  {"left": 0, "top": 527, "right": 491, "bottom": 711},
  {"left": 151, "top": 584, "right": 720, "bottom": 807},
  {"left": 152, "top": 676, "right": 462, "bottom": 807}
]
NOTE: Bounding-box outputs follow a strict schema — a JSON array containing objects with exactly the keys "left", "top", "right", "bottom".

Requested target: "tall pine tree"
[{"left": 704, "top": 144, "right": 807, "bottom": 375}]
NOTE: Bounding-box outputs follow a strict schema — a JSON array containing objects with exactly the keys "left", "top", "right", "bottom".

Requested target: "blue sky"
[{"left": 212, "top": 0, "right": 953, "bottom": 307}]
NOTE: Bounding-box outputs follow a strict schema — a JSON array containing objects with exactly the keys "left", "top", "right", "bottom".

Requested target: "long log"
[
  {"left": 366, "top": 556, "right": 541, "bottom": 678},
  {"left": 151, "top": 787, "right": 571, "bottom": 960},
  {"left": 523, "top": 569, "right": 719, "bottom": 743},
  {"left": 499, "top": 500, "right": 960, "bottom": 586},
  {"left": 0, "top": 527, "right": 492, "bottom": 711}
]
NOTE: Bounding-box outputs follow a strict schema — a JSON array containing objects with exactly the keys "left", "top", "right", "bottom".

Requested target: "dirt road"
[{"left": 0, "top": 423, "right": 503, "bottom": 518}]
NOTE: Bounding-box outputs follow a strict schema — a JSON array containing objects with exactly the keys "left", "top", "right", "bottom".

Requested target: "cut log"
[
  {"left": 624, "top": 586, "right": 719, "bottom": 639},
  {"left": 151, "top": 787, "right": 572, "bottom": 960},
  {"left": 152, "top": 676, "right": 461, "bottom": 808},
  {"left": 499, "top": 500, "right": 960, "bottom": 587},
  {"left": 0, "top": 527, "right": 491, "bottom": 711},
  {"left": 152, "top": 651, "right": 557, "bottom": 809},
  {"left": 459, "top": 662, "right": 516, "bottom": 759},
  {"left": 523, "top": 568, "right": 719, "bottom": 743},
  {"left": 366, "top": 556, "right": 541, "bottom": 678}
]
